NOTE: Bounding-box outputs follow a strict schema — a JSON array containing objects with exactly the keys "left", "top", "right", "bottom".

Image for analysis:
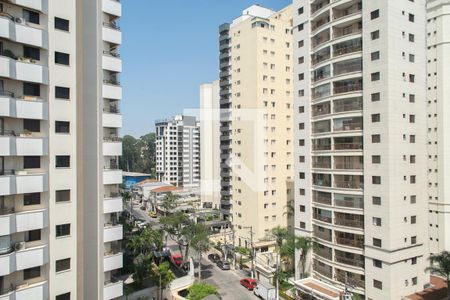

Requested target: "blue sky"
[{"left": 120, "top": 0, "right": 291, "bottom": 137}]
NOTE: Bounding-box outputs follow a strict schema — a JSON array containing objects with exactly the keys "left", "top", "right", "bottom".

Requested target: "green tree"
[
  {"left": 150, "top": 261, "right": 175, "bottom": 300},
  {"left": 268, "top": 226, "right": 289, "bottom": 248},
  {"left": 187, "top": 282, "right": 218, "bottom": 300},
  {"left": 426, "top": 251, "right": 450, "bottom": 300},
  {"left": 182, "top": 222, "right": 210, "bottom": 261},
  {"left": 190, "top": 224, "right": 211, "bottom": 280},
  {"left": 160, "top": 192, "right": 179, "bottom": 216},
  {"left": 160, "top": 211, "right": 189, "bottom": 259},
  {"left": 120, "top": 133, "right": 156, "bottom": 175},
  {"left": 132, "top": 254, "right": 153, "bottom": 288}
]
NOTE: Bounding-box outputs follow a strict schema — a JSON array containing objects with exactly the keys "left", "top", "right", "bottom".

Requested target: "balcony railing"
[
  {"left": 0, "top": 207, "right": 15, "bottom": 215},
  {"left": 333, "top": 42, "right": 362, "bottom": 57},
  {"left": 104, "top": 106, "right": 120, "bottom": 114},
  {"left": 335, "top": 237, "right": 363, "bottom": 248},
  {"left": 104, "top": 136, "right": 122, "bottom": 142},
  {"left": 334, "top": 161, "right": 363, "bottom": 170},
  {"left": 312, "top": 34, "right": 331, "bottom": 48},
  {"left": 333, "top": 27, "right": 362, "bottom": 39},
  {"left": 312, "top": 52, "right": 331, "bottom": 66},
  {"left": 312, "top": 161, "right": 331, "bottom": 169},
  {"left": 335, "top": 198, "right": 364, "bottom": 209},
  {"left": 313, "top": 143, "right": 332, "bottom": 151},
  {"left": 335, "top": 254, "right": 364, "bottom": 268},
  {"left": 103, "top": 50, "right": 121, "bottom": 58},
  {"left": 312, "top": 105, "right": 331, "bottom": 117},
  {"left": 334, "top": 180, "right": 363, "bottom": 189},
  {"left": 313, "top": 193, "right": 332, "bottom": 205},
  {"left": 311, "top": 0, "right": 330, "bottom": 14},
  {"left": 334, "top": 84, "right": 362, "bottom": 94},
  {"left": 333, "top": 5, "right": 362, "bottom": 20},
  {"left": 334, "top": 122, "right": 363, "bottom": 132},
  {"left": 333, "top": 99, "right": 363, "bottom": 113},
  {"left": 314, "top": 247, "right": 332, "bottom": 260},
  {"left": 334, "top": 62, "right": 362, "bottom": 76},
  {"left": 312, "top": 71, "right": 331, "bottom": 82},
  {"left": 103, "top": 21, "right": 120, "bottom": 30},
  {"left": 313, "top": 229, "right": 332, "bottom": 242},
  {"left": 313, "top": 213, "right": 332, "bottom": 223},
  {"left": 0, "top": 90, "right": 15, "bottom": 97},
  {"left": 334, "top": 143, "right": 363, "bottom": 150},
  {"left": 104, "top": 79, "right": 121, "bottom": 86},
  {"left": 313, "top": 262, "right": 333, "bottom": 278},
  {"left": 334, "top": 217, "right": 364, "bottom": 229}
]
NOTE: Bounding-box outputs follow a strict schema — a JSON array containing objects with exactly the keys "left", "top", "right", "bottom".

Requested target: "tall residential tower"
[
  {"left": 292, "top": 0, "right": 429, "bottom": 299},
  {"left": 219, "top": 5, "right": 295, "bottom": 244}
]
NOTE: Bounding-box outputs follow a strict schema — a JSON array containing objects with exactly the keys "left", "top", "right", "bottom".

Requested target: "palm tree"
[
  {"left": 121, "top": 189, "right": 133, "bottom": 218},
  {"left": 160, "top": 192, "right": 178, "bottom": 216},
  {"left": 269, "top": 226, "right": 288, "bottom": 248},
  {"left": 426, "top": 251, "right": 450, "bottom": 300},
  {"left": 295, "top": 236, "right": 313, "bottom": 278},
  {"left": 283, "top": 200, "right": 295, "bottom": 219}
]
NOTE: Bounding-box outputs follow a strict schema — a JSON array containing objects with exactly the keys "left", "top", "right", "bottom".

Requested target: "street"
[{"left": 125, "top": 201, "right": 257, "bottom": 300}]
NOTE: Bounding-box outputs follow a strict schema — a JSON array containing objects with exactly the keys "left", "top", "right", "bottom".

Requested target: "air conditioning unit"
[
  {"left": 15, "top": 242, "right": 25, "bottom": 251},
  {"left": 15, "top": 17, "right": 26, "bottom": 24}
]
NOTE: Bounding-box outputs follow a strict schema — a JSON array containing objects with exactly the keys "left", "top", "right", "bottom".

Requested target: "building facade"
[
  {"left": 200, "top": 81, "right": 221, "bottom": 209},
  {"left": 219, "top": 5, "right": 295, "bottom": 244},
  {"left": 156, "top": 115, "right": 200, "bottom": 188},
  {"left": 292, "top": 0, "right": 429, "bottom": 299},
  {"left": 426, "top": 0, "right": 450, "bottom": 255},
  {"left": 0, "top": 0, "right": 124, "bottom": 299}
]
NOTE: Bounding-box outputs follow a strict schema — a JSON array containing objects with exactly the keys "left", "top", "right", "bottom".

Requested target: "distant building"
[
  {"left": 155, "top": 115, "right": 200, "bottom": 187},
  {"left": 200, "top": 81, "right": 221, "bottom": 209},
  {"left": 122, "top": 171, "right": 151, "bottom": 190}
]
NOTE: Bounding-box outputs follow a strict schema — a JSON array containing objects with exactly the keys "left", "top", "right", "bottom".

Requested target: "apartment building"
[
  {"left": 426, "top": 0, "right": 450, "bottom": 255},
  {"left": 0, "top": 0, "right": 124, "bottom": 299},
  {"left": 200, "top": 81, "right": 221, "bottom": 209},
  {"left": 156, "top": 115, "right": 200, "bottom": 188},
  {"left": 292, "top": 0, "right": 429, "bottom": 299},
  {"left": 219, "top": 5, "right": 294, "bottom": 245}
]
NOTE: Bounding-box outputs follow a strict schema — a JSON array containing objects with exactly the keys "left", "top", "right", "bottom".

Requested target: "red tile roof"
[
  {"left": 152, "top": 186, "right": 179, "bottom": 193},
  {"left": 406, "top": 276, "right": 448, "bottom": 300}
]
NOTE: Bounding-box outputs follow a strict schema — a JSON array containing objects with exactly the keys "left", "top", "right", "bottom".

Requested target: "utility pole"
[
  {"left": 249, "top": 226, "right": 255, "bottom": 279},
  {"left": 276, "top": 254, "right": 279, "bottom": 300},
  {"left": 232, "top": 225, "right": 236, "bottom": 269}
]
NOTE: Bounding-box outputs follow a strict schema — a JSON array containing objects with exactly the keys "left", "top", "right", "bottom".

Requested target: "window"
[
  {"left": 409, "top": 54, "right": 415, "bottom": 62},
  {"left": 373, "top": 259, "right": 382, "bottom": 268},
  {"left": 56, "top": 293, "right": 71, "bottom": 300},
  {"left": 298, "top": 7, "right": 304, "bottom": 15},
  {"left": 55, "top": 17, "right": 69, "bottom": 31},
  {"left": 298, "top": 73, "right": 304, "bottom": 81},
  {"left": 412, "top": 277, "right": 417, "bottom": 285},
  {"left": 23, "top": 46, "right": 40, "bottom": 60},
  {"left": 411, "top": 236, "right": 417, "bottom": 244},
  {"left": 23, "top": 266, "right": 40, "bottom": 280},
  {"left": 409, "top": 115, "right": 415, "bottom": 123},
  {"left": 409, "top": 94, "right": 415, "bottom": 103},
  {"left": 299, "top": 106, "right": 304, "bottom": 113},
  {"left": 409, "top": 74, "right": 415, "bottom": 82},
  {"left": 412, "top": 257, "right": 417, "bottom": 265},
  {"left": 24, "top": 156, "right": 40, "bottom": 169},
  {"left": 409, "top": 34, "right": 415, "bottom": 42},
  {"left": 373, "top": 217, "right": 382, "bottom": 226},
  {"left": 55, "top": 86, "right": 70, "bottom": 99},
  {"left": 24, "top": 193, "right": 40, "bottom": 205},
  {"left": 25, "top": 229, "right": 41, "bottom": 242},
  {"left": 23, "top": 9, "right": 39, "bottom": 24},
  {"left": 297, "top": 24, "right": 304, "bottom": 31},
  {"left": 371, "top": 51, "right": 380, "bottom": 60},
  {"left": 410, "top": 175, "right": 416, "bottom": 184},
  {"left": 23, "top": 119, "right": 40, "bottom": 132},
  {"left": 56, "top": 155, "right": 70, "bottom": 168},
  {"left": 373, "top": 196, "right": 381, "bottom": 205},
  {"left": 56, "top": 258, "right": 71, "bottom": 272},
  {"left": 371, "top": 10, "right": 380, "bottom": 19},
  {"left": 372, "top": 134, "right": 381, "bottom": 143},
  {"left": 55, "top": 121, "right": 70, "bottom": 133},
  {"left": 298, "top": 40, "right": 304, "bottom": 48},
  {"left": 55, "top": 52, "right": 70, "bottom": 65},
  {"left": 411, "top": 216, "right": 417, "bottom": 224},
  {"left": 371, "top": 92, "right": 380, "bottom": 102},
  {"left": 372, "top": 114, "right": 380, "bottom": 122},
  {"left": 409, "top": 13, "right": 415, "bottom": 22},
  {"left": 56, "top": 224, "right": 71, "bottom": 237},
  {"left": 371, "top": 72, "right": 380, "bottom": 81},
  {"left": 372, "top": 155, "right": 381, "bottom": 164},
  {"left": 23, "top": 82, "right": 40, "bottom": 97},
  {"left": 300, "top": 205, "right": 305, "bottom": 212},
  {"left": 372, "top": 176, "right": 381, "bottom": 184},
  {"left": 371, "top": 30, "right": 380, "bottom": 40},
  {"left": 300, "top": 222, "right": 305, "bottom": 229},
  {"left": 410, "top": 195, "right": 416, "bottom": 204},
  {"left": 373, "top": 238, "right": 382, "bottom": 247},
  {"left": 410, "top": 155, "right": 416, "bottom": 163},
  {"left": 298, "top": 56, "right": 304, "bottom": 64},
  {"left": 373, "top": 279, "right": 383, "bottom": 290},
  {"left": 410, "top": 135, "right": 416, "bottom": 143}
]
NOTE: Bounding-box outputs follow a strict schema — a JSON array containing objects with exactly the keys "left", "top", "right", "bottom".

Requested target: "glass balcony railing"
[
  {"left": 335, "top": 213, "right": 364, "bottom": 229},
  {"left": 313, "top": 260, "right": 333, "bottom": 278},
  {"left": 333, "top": 97, "right": 363, "bottom": 113},
  {"left": 313, "top": 191, "right": 332, "bottom": 205}
]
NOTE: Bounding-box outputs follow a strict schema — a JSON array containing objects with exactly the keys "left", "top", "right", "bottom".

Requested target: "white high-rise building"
[
  {"left": 156, "top": 115, "right": 200, "bottom": 188},
  {"left": 292, "top": 0, "right": 429, "bottom": 299},
  {"left": 426, "top": 0, "right": 450, "bottom": 254},
  {"left": 200, "top": 81, "right": 221, "bottom": 209},
  {"left": 0, "top": 0, "right": 124, "bottom": 299}
]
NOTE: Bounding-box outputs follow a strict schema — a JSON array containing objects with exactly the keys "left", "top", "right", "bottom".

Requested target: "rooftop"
[{"left": 405, "top": 276, "right": 448, "bottom": 300}]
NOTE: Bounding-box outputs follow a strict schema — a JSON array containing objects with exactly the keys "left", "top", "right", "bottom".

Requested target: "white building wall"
[{"left": 200, "top": 81, "right": 221, "bottom": 209}]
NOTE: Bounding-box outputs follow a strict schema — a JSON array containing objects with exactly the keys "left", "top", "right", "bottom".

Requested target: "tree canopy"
[
  {"left": 187, "top": 282, "right": 218, "bottom": 300},
  {"left": 120, "top": 133, "right": 156, "bottom": 176}
]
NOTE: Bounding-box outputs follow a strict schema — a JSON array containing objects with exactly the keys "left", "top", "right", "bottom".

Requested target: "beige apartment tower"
[
  {"left": 0, "top": 0, "right": 124, "bottom": 299},
  {"left": 219, "top": 5, "right": 295, "bottom": 245},
  {"left": 292, "top": 0, "right": 429, "bottom": 299}
]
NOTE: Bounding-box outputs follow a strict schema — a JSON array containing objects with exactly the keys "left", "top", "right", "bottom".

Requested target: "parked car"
[
  {"left": 240, "top": 278, "right": 257, "bottom": 290},
  {"left": 148, "top": 211, "right": 157, "bottom": 218},
  {"left": 208, "top": 253, "right": 221, "bottom": 263},
  {"left": 217, "top": 260, "right": 230, "bottom": 270}
]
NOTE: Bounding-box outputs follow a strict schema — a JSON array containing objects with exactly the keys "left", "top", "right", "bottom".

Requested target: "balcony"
[
  {"left": 0, "top": 16, "right": 48, "bottom": 48},
  {"left": 0, "top": 134, "right": 48, "bottom": 156},
  {"left": 313, "top": 226, "right": 332, "bottom": 242},
  {"left": 0, "top": 55, "right": 48, "bottom": 85},
  {"left": 312, "top": 47, "right": 331, "bottom": 66},
  {"left": 103, "top": 83, "right": 122, "bottom": 100},
  {"left": 333, "top": 58, "right": 362, "bottom": 76},
  {"left": 103, "top": 252, "right": 123, "bottom": 272},
  {"left": 311, "top": 0, "right": 330, "bottom": 15},
  {"left": 311, "top": 15, "right": 330, "bottom": 32},
  {"left": 0, "top": 244, "right": 49, "bottom": 276},
  {"left": 312, "top": 191, "right": 332, "bottom": 205},
  {"left": 312, "top": 173, "right": 331, "bottom": 188},
  {"left": 103, "top": 169, "right": 122, "bottom": 185},
  {"left": 312, "top": 83, "right": 331, "bottom": 100},
  {"left": 103, "top": 140, "right": 122, "bottom": 156},
  {"left": 103, "top": 112, "right": 122, "bottom": 128},
  {"left": 334, "top": 156, "right": 363, "bottom": 170},
  {"left": 104, "top": 196, "right": 123, "bottom": 214},
  {"left": 313, "top": 259, "right": 332, "bottom": 279},
  {"left": 312, "top": 120, "right": 331, "bottom": 134},
  {"left": 0, "top": 172, "right": 48, "bottom": 196},
  {"left": 333, "top": 117, "right": 363, "bottom": 132},
  {"left": 103, "top": 280, "right": 123, "bottom": 300},
  {"left": 334, "top": 137, "right": 363, "bottom": 151},
  {"left": 312, "top": 156, "right": 331, "bottom": 169},
  {"left": 312, "top": 66, "right": 331, "bottom": 83},
  {"left": 102, "top": 0, "right": 122, "bottom": 17},
  {"left": 312, "top": 138, "right": 331, "bottom": 151},
  {"left": 312, "top": 30, "right": 331, "bottom": 48},
  {"left": 104, "top": 224, "right": 123, "bottom": 243},
  {"left": 335, "top": 250, "right": 364, "bottom": 268},
  {"left": 102, "top": 22, "right": 122, "bottom": 45},
  {"left": 334, "top": 213, "right": 364, "bottom": 229},
  {"left": 102, "top": 53, "right": 122, "bottom": 73},
  {"left": 335, "top": 269, "right": 365, "bottom": 289},
  {"left": 333, "top": 97, "right": 362, "bottom": 113},
  {"left": 333, "top": 38, "right": 362, "bottom": 57},
  {"left": 332, "top": 22, "right": 362, "bottom": 39},
  {"left": 334, "top": 175, "right": 363, "bottom": 190},
  {"left": 334, "top": 194, "right": 364, "bottom": 209},
  {"left": 314, "top": 246, "right": 332, "bottom": 261},
  {"left": 313, "top": 208, "right": 332, "bottom": 224},
  {"left": 312, "top": 102, "right": 331, "bottom": 117},
  {"left": 0, "top": 94, "right": 48, "bottom": 120},
  {"left": 333, "top": 80, "right": 362, "bottom": 95},
  {"left": 0, "top": 280, "right": 49, "bottom": 300},
  {"left": 0, "top": 208, "right": 48, "bottom": 236},
  {"left": 335, "top": 232, "right": 364, "bottom": 249}
]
